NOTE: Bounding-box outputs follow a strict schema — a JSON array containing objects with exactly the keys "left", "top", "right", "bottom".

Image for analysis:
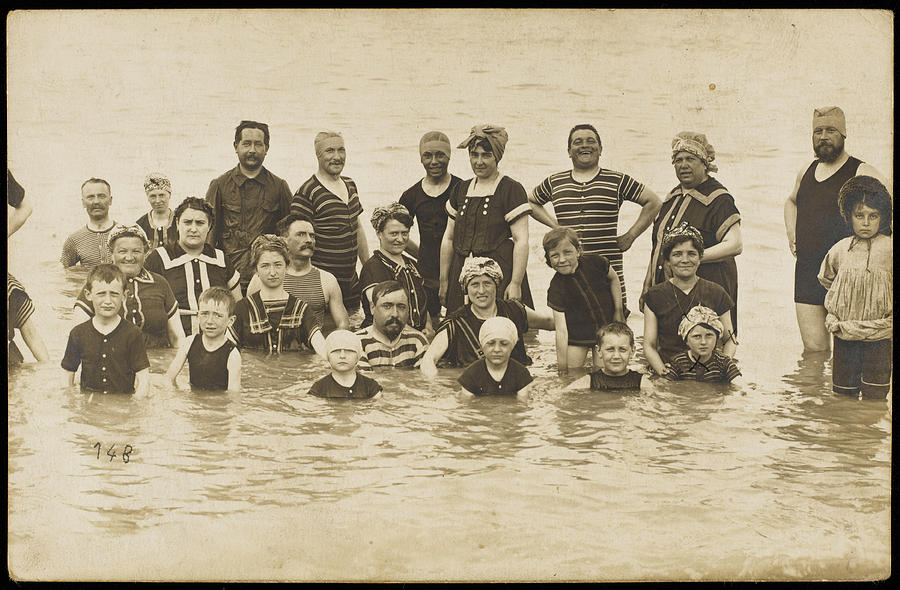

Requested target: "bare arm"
[
  {"left": 553, "top": 309, "right": 569, "bottom": 375},
  {"left": 356, "top": 224, "right": 371, "bottom": 265},
  {"left": 608, "top": 267, "right": 624, "bottom": 322},
  {"left": 617, "top": 186, "right": 662, "bottom": 251},
  {"left": 527, "top": 191, "right": 559, "bottom": 229},
  {"left": 700, "top": 224, "right": 743, "bottom": 263},
  {"left": 565, "top": 375, "right": 591, "bottom": 390},
  {"left": 525, "top": 306, "right": 555, "bottom": 331},
  {"left": 321, "top": 270, "right": 350, "bottom": 330},
  {"left": 8, "top": 194, "right": 34, "bottom": 238},
  {"left": 505, "top": 215, "right": 530, "bottom": 301},
  {"left": 719, "top": 313, "right": 737, "bottom": 359},
  {"left": 422, "top": 313, "right": 435, "bottom": 342},
  {"left": 134, "top": 368, "right": 150, "bottom": 398},
  {"left": 783, "top": 172, "right": 802, "bottom": 257},
  {"left": 166, "top": 313, "right": 186, "bottom": 350},
  {"left": 226, "top": 349, "right": 242, "bottom": 392},
  {"left": 420, "top": 329, "right": 449, "bottom": 378},
  {"left": 309, "top": 329, "right": 327, "bottom": 360},
  {"left": 165, "top": 336, "right": 192, "bottom": 386},
  {"left": 438, "top": 217, "right": 456, "bottom": 305},
  {"left": 642, "top": 304, "right": 667, "bottom": 376},
  {"left": 19, "top": 317, "right": 50, "bottom": 362},
  {"left": 64, "top": 369, "right": 76, "bottom": 387},
  {"left": 230, "top": 283, "right": 243, "bottom": 304},
  {"left": 516, "top": 383, "right": 533, "bottom": 398}
]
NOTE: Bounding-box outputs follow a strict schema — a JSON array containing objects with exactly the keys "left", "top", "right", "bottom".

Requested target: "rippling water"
[{"left": 7, "top": 9, "right": 892, "bottom": 581}]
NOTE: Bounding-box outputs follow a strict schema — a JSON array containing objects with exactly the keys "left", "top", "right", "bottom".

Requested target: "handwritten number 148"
[{"left": 93, "top": 442, "right": 133, "bottom": 463}]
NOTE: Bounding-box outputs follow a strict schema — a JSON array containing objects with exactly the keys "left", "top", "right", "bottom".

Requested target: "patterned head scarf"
[
  {"left": 459, "top": 256, "right": 504, "bottom": 290},
  {"left": 458, "top": 124, "right": 509, "bottom": 162},
  {"left": 325, "top": 329, "right": 363, "bottom": 355},
  {"left": 671, "top": 131, "right": 718, "bottom": 173},
  {"left": 143, "top": 173, "right": 171, "bottom": 194},
  {"left": 314, "top": 131, "right": 344, "bottom": 156},
  {"left": 419, "top": 131, "right": 452, "bottom": 157},
  {"left": 678, "top": 305, "right": 724, "bottom": 342},
  {"left": 371, "top": 202, "right": 411, "bottom": 232},
  {"left": 250, "top": 234, "right": 290, "bottom": 267},
  {"left": 661, "top": 221, "right": 705, "bottom": 258},
  {"left": 108, "top": 224, "right": 151, "bottom": 252},
  {"left": 813, "top": 106, "right": 846, "bottom": 136},
  {"left": 478, "top": 316, "right": 518, "bottom": 346}
]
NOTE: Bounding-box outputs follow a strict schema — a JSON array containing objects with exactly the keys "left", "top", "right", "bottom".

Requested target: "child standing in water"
[
  {"left": 543, "top": 227, "right": 624, "bottom": 375},
  {"left": 62, "top": 264, "right": 150, "bottom": 396},
  {"left": 568, "top": 322, "right": 643, "bottom": 391},
  {"left": 458, "top": 316, "right": 533, "bottom": 396},
  {"left": 664, "top": 306, "right": 741, "bottom": 383},
  {"left": 818, "top": 176, "right": 893, "bottom": 399},
  {"left": 309, "top": 330, "right": 382, "bottom": 399},
  {"left": 166, "top": 287, "right": 241, "bottom": 392}
]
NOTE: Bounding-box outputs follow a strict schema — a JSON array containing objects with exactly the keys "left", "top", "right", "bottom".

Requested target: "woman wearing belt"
[
  {"left": 641, "top": 131, "right": 742, "bottom": 334},
  {"left": 144, "top": 197, "right": 242, "bottom": 335},
  {"left": 439, "top": 124, "right": 534, "bottom": 314}
]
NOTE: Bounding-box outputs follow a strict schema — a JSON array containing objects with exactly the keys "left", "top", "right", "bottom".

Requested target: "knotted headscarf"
[
  {"left": 314, "top": 131, "right": 344, "bottom": 156},
  {"left": 108, "top": 224, "right": 151, "bottom": 252},
  {"left": 325, "top": 329, "right": 363, "bottom": 355},
  {"left": 458, "top": 124, "right": 509, "bottom": 161},
  {"left": 419, "top": 131, "right": 452, "bottom": 157},
  {"left": 478, "top": 316, "right": 518, "bottom": 346},
  {"left": 671, "top": 131, "right": 718, "bottom": 173},
  {"left": 250, "top": 234, "right": 290, "bottom": 266},
  {"left": 678, "top": 305, "right": 724, "bottom": 342},
  {"left": 813, "top": 106, "right": 846, "bottom": 136},
  {"left": 661, "top": 221, "right": 705, "bottom": 258},
  {"left": 143, "top": 173, "right": 171, "bottom": 194},
  {"left": 370, "top": 202, "right": 411, "bottom": 232},
  {"left": 459, "top": 256, "right": 504, "bottom": 289}
]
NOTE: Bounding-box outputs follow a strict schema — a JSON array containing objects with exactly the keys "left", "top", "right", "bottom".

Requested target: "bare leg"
[
  {"left": 566, "top": 345, "right": 590, "bottom": 370},
  {"left": 19, "top": 317, "right": 50, "bottom": 362},
  {"left": 795, "top": 303, "right": 831, "bottom": 352}
]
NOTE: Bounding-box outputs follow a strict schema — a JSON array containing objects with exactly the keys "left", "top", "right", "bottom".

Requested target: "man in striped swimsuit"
[
  {"left": 61, "top": 178, "right": 121, "bottom": 268},
  {"left": 355, "top": 280, "right": 427, "bottom": 369},
  {"left": 529, "top": 124, "right": 661, "bottom": 311}
]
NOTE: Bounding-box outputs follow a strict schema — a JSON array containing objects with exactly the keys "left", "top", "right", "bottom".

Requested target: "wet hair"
[
  {"left": 173, "top": 197, "right": 214, "bottom": 226},
  {"left": 661, "top": 234, "right": 704, "bottom": 261},
  {"left": 234, "top": 120, "right": 270, "bottom": 148},
  {"left": 596, "top": 321, "right": 634, "bottom": 349},
  {"left": 85, "top": 263, "right": 125, "bottom": 292},
  {"left": 567, "top": 124, "right": 602, "bottom": 151},
  {"left": 198, "top": 286, "right": 235, "bottom": 317},
  {"left": 250, "top": 236, "right": 290, "bottom": 268},
  {"left": 838, "top": 175, "right": 893, "bottom": 236},
  {"left": 276, "top": 213, "right": 315, "bottom": 237},
  {"left": 542, "top": 227, "right": 582, "bottom": 267},
  {"left": 467, "top": 137, "right": 494, "bottom": 154},
  {"left": 81, "top": 177, "right": 111, "bottom": 194},
  {"left": 371, "top": 280, "right": 408, "bottom": 306}
]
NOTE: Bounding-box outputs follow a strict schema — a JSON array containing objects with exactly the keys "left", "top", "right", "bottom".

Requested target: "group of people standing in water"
[{"left": 6, "top": 105, "right": 893, "bottom": 399}]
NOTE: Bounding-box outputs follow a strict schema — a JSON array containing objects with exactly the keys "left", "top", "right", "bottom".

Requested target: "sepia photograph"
[{"left": 6, "top": 8, "right": 893, "bottom": 582}]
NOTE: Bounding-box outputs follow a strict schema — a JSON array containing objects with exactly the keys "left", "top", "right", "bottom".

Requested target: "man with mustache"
[
  {"left": 61, "top": 178, "right": 121, "bottom": 268},
  {"left": 206, "top": 120, "right": 292, "bottom": 294},
  {"left": 246, "top": 213, "right": 350, "bottom": 332},
  {"left": 783, "top": 106, "right": 891, "bottom": 351},
  {"left": 528, "top": 124, "right": 661, "bottom": 313},
  {"left": 354, "top": 280, "right": 427, "bottom": 369},
  {"left": 291, "top": 131, "right": 370, "bottom": 315}
]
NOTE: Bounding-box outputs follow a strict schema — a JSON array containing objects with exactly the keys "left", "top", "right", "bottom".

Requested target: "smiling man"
[
  {"left": 783, "top": 106, "right": 891, "bottom": 351},
  {"left": 205, "top": 120, "right": 292, "bottom": 293},
  {"left": 528, "top": 124, "right": 661, "bottom": 311},
  {"left": 61, "top": 178, "right": 121, "bottom": 268},
  {"left": 354, "top": 280, "right": 428, "bottom": 369}
]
